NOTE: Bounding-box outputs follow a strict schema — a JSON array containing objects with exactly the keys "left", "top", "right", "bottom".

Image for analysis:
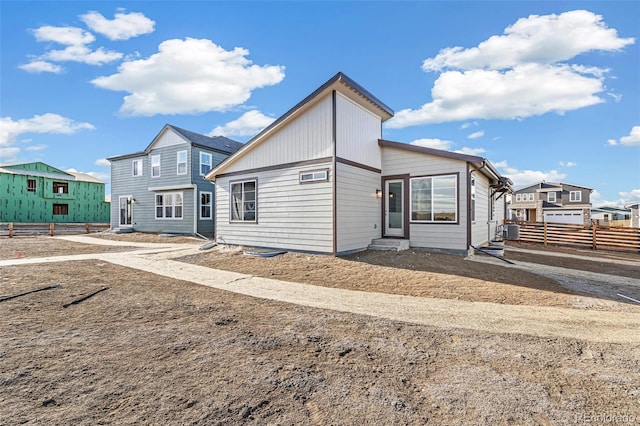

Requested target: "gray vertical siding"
[{"left": 336, "top": 162, "right": 381, "bottom": 253}]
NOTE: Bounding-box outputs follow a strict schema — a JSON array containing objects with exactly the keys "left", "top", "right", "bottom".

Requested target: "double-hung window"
[
  {"left": 230, "top": 180, "right": 256, "bottom": 222},
  {"left": 200, "top": 152, "right": 212, "bottom": 176},
  {"left": 151, "top": 155, "right": 161, "bottom": 178},
  {"left": 410, "top": 174, "right": 457, "bottom": 222},
  {"left": 177, "top": 151, "right": 187, "bottom": 175},
  {"left": 570, "top": 191, "right": 581, "bottom": 202},
  {"left": 155, "top": 192, "right": 183, "bottom": 219},
  {"left": 548, "top": 192, "right": 556, "bottom": 203},
  {"left": 200, "top": 192, "right": 212, "bottom": 219},
  {"left": 132, "top": 159, "right": 143, "bottom": 177}
]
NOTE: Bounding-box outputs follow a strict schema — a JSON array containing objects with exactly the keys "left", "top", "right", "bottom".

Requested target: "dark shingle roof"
[{"left": 168, "top": 125, "right": 243, "bottom": 154}]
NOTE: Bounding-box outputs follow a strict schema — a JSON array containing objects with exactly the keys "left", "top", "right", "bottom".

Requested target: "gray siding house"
[
  {"left": 205, "top": 72, "right": 511, "bottom": 255},
  {"left": 108, "top": 124, "right": 242, "bottom": 236},
  {"left": 509, "top": 181, "right": 592, "bottom": 225}
]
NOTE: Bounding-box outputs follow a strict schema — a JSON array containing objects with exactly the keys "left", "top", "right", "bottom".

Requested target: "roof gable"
[
  {"left": 2, "top": 162, "right": 70, "bottom": 176},
  {"left": 513, "top": 181, "right": 593, "bottom": 192},
  {"left": 108, "top": 124, "right": 243, "bottom": 162},
  {"left": 168, "top": 125, "right": 244, "bottom": 154},
  {"left": 206, "top": 72, "right": 394, "bottom": 179}
]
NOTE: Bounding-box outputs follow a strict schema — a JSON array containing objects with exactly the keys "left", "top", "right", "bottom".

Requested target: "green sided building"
[{"left": 0, "top": 162, "right": 110, "bottom": 223}]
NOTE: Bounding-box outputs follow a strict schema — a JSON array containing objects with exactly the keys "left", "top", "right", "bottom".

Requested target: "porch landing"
[{"left": 367, "top": 238, "right": 410, "bottom": 251}]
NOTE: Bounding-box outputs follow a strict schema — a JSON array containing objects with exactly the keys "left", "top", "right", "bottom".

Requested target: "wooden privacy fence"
[
  {"left": 0, "top": 223, "right": 110, "bottom": 238},
  {"left": 504, "top": 220, "right": 640, "bottom": 253}
]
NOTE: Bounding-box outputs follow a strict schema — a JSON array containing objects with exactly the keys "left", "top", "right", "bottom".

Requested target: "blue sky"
[{"left": 1, "top": 1, "right": 638, "bottom": 207}]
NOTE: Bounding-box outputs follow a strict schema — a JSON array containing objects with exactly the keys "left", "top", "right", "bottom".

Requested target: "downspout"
[{"left": 192, "top": 183, "right": 198, "bottom": 236}]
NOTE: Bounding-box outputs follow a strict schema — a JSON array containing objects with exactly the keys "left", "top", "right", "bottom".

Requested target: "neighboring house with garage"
[
  {"left": 0, "top": 162, "right": 110, "bottom": 223},
  {"left": 108, "top": 124, "right": 243, "bottom": 237},
  {"left": 591, "top": 206, "right": 631, "bottom": 226},
  {"left": 205, "top": 72, "right": 511, "bottom": 255},
  {"left": 509, "top": 181, "right": 592, "bottom": 225}
]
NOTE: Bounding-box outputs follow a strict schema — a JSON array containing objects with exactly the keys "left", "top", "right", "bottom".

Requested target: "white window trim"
[
  {"left": 548, "top": 192, "right": 556, "bottom": 203},
  {"left": 155, "top": 191, "right": 183, "bottom": 220},
  {"left": 200, "top": 191, "right": 212, "bottom": 220},
  {"left": 528, "top": 193, "right": 535, "bottom": 202},
  {"left": 515, "top": 193, "right": 522, "bottom": 202},
  {"left": 299, "top": 169, "right": 329, "bottom": 183},
  {"left": 132, "top": 159, "right": 143, "bottom": 177},
  {"left": 230, "top": 179, "right": 257, "bottom": 223},
  {"left": 151, "top": 154, "right": 161, "bottom": 178},
  {"left": 200, "top": 152, "right": 212, "bottom": 176},
  {"left": 570, "top": 191, "right": 582, "bottom": 202},
  {"left": 409, "top": 174, "right": 458, "bottom": 223},
  {"left": 177, "top": 150, "right": 188, "bottom": 176}
]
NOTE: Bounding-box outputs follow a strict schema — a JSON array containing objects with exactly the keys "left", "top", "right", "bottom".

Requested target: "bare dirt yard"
[{"left": 1, "top": 234, "right": 639, "bottom": 425}]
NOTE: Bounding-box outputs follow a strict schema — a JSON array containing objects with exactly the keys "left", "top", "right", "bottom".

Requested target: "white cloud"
[
  {"left": 619, "top": 126, "right": 640, "bottom": 146},
  {"left": 455, "top": 147, "right": 486, "bottom": 156},
  {"left": 620, "top": 189, "right": 640, "bottom": 204},
  {"left": 92, "top": 38, "right": 285, "bottom": 116},
  {"left": 460, "top": 121, "right": 477, "bottom": 129},
  {"left": 42, "top": 45, "right": 123, "bottom": 66},
  {"left": 410, "top": 138, "right": 454, "bottom": 150},
  {"left": 592, "top": 189, "right": 640, "bottom": 207},
  {"left": 388, "top": 64, "right": 605, "bottom": 128},
  {"left": 0, "top": 147, "right": 20, "bottom": 163},
  {"left": 80, "top": 11, "right": 155, "bottom": 41},
  {"left": 467, "top": 130, "right": 484, "bottom": 139},
  {"left": 95, "top": 158, "right": 111, "bottom": 167},
  {"left": 23, "top": 20, "right": 127, "bottom": 71},
  {"left": 33, "top": 25, "right": 95, "bottom": 45},
  {"left": 209, "top": 110, "right": 275, "bottom": 137},
  {"left": 607, "top": 126, "right": 640, "bottom": 146},
  {"left": 422, "top": 10, "right": 634, "bottom": 71},
  {"left": 559, "top": 161, "right": 577, "bottom": 167},
  {"left": 25, "top": 144, "right": 47, "bottom": 152},
  {"left": 0, "top": 114, "right": 94, "bottom": 160},
  {"left": 19, "top": 60, "right": 63, "bottom": 74},
  {"left": 387, "top": 10, "right": 634, "bottom": 129},
  {"left": 410, "top": 138, "right": 486, "bottom": 156},
  {"left": 66, "top": 168, "right": 110, "bottom": 182},
  {"left": 495, "top": 161, "right": 566, "bottom": 188}
]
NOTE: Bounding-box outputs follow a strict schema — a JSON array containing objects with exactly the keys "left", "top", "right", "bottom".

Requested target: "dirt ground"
[{"left": 1, "top": 234, "right": 639, "bottom": 424}]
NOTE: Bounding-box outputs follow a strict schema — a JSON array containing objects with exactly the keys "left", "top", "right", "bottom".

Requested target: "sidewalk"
[{"left": 2, "top": 235, "right": 639, "bottom": 344}]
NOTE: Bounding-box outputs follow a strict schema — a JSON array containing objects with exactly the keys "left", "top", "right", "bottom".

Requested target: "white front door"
[
  {"left": 385, "top": 179, "right": 404, "bottom": 237},
  {"left": 119, "top": 196, "right": 132, "bottom": 227}
]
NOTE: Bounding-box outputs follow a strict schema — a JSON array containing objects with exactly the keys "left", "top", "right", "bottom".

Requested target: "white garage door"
[{"left": 543, "top": 210, "right": 584, "bottom": 224}]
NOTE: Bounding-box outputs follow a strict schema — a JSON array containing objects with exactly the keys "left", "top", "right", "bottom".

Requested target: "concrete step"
[{"left": 368, "top": 238, "right": 410, "bottom": 251}]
